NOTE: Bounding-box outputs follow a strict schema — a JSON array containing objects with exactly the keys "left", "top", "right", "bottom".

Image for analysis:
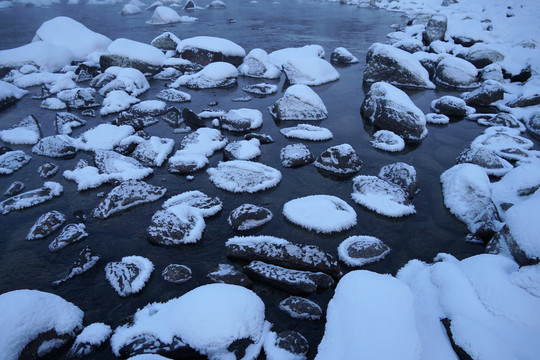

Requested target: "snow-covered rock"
[
  {"left": 363, "top": 43, "right": 435, "bottom": 89},
  {"left": 378, "top": 162, "right": 418, "bottom": 198},
  {"left": 103, "top": 38, "right": 166, "bottom": 72},
  {"left": 0, "top": 81, "right": 27, "bottom": 109},
  {"left": 68, "top": 322, "right": 112, "bottom": 358},
  {"left": 223, "top": 139, "right": 261, "bottom": 161},
  {"left": 434, "top": 56, "right": 479, "bottom": 89},
  {"left": 330, "top": 47, "right": 359, "bottom": 65},
  {"left": 170, "top": 62, "right": 238, "bottom": 89},
  {"left": 32, "top": 135, "right": 77, "bottom": 159},
  {"left": 105, "top": 256, "right": 154, "bottom": 297},
  {"left": 131, "top": 136, "right": 174, "bottom": 167},
  {"left": 269, "top": 84, "right": 327, "bottom": 121},
  {"left": 94, "top": 66, "right": 150, "bottom": 97},
  {"left": 0, "top": 150, "right": 31, "bottom": 175},
  {"left": 207, "top": 264, "right": 253, "bottom": 288},
  {"left": 52, "top": 247, "right": 100, "bottom": 286},
  {"left": 472, "top": 113, "right": 525, "bottom": 132},
  {"left": 220, "top": 108, "right": 263, "bottom": 132},
  {"left": 0, "top": 115, "right": 42, "bottom": 145},
  {"left": 177, "top": 36, "right": 246, "bottom": 66},
  {"left": 264, "top": 331, "right": 309, "bottom": 360},
  {"left": 370, "top": 129, "right": 405, "bottom": 152},
  {"left": 55, "top": 112, "right": 86, "bottom": 135},
  {"left": 456, "top": 146, "right": 513, "bottom": 177},
  {"left": 243, "top": 83, "right": 278, "bottom": 96},
  {"left": 0, "top": 41, "right": 75, "bottom": 72},
  {"left": 280, "top": 143, "right": 314, "bottom": 168},
  {"left": 163, "top": 190, "right": 222, "bottom": 217},
  {"left": 228, "top": 204, "right": 273, "bottom": 231},
  {"left": 268, "top": 45, "right": 325, "bottom": 69},
  {"left": 26, "top": 210, "right": 66, "bottom": 240},
  {"left": 470, "top": 126, "right": 534, "bottom": 161},
  {"left": 3, "top": 181, "right": 24, "bottom": 197},
  {"left": 461, "top": 79, "right": 504, "bottom": 105},
  {"left": 113, "top": 100, "right": 167, "bottom": 129},
  {"left": 361, "top": 82, "right": 427, "bottom": 141},
  {"left": 504, "top": 189, "right": 540, "bottom": 262},
  {"left": 147, "top": 205, "right": 205, "bottom": 245},
  {"left": 75, "top": 124, "right": 134, "bottom": 151},
  {"left": 279, "top": 296, "right": 322, "bottom": 320},
  {"left": 282, "top": 57, "right": 339, "bottom": 86},
  {"left": 149, "top": 6, "right": 182, "bottom": 24},
  {"left": 283, "top": 195, "right": 357, "bottom": 234},
  {"left": 121, "top": 3, "right": 141, "bottom": 15},
  {"left": 207, "top": 160, "right": 282, "bottom": 193},
  {"left": 238, "top": 49, "right": 281, "bottom": 79},
  {"left": 155, "top": 88, "right": 191, "bottom": 103},
  {"left": 48, "top": 223, "right": 88, "bottom": 252},
  {"left": 338, "top": 235, "right": 391, "bottom": 267},
  {"left": 280, "top": 124, "right": 333, "bottom": 141},
  {"left": 0, "top": 182, "right": 63, "bottom": 215},
  {"left": 151, "top": 32, "right": 181, "bottom": 51},
  {"left": 425, "top": 113, "right": 450, "bottom": 125},
  {"left": 423, "top": 14, "right": 447, "bottom": 45},
  {"left": 430, "top": 95, "right": 475, "bottom": 117},
  {"left": 314, "top": 143, "right": 363, "bottom": 177},
  {"left": 162, "top": 264, "right": 192, "bottom": 284}
]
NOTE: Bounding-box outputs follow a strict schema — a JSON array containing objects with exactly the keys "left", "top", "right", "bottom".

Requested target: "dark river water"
[{"left": 0, "top": 0, "right": 520, "bottom": 358}]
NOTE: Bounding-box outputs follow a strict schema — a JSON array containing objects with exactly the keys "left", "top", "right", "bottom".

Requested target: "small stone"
[
  {"left": 38, "top": 162, "right": 59, "bottom": 179},
  {"left": 162, "top": 264, "right": 192, "bottom": 284},
  {"left": 4, "top": 181, "right": 24, "bottom": 197},
  {"left": 279, "top": 296, "right": 322, "bottom": 320},
  {"left": 26, "top": 210, "right": 66, "bottom": 240},
  {"left": 48, "top": 223, "right": 88, "bottom": 252},
  {"left": 228, "top": 204, "right": 273, "bottom": 231},
  {"left": 207, "top": 264, "right": 253, "bottom": 287}
]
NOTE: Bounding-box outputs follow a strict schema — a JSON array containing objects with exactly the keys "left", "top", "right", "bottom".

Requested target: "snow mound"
[
  {"left": 0, "top": 41, "right": 75, "bottom": 72},
  {"left": 170, "top": 62, "right": 238, "bottom": 89},
  {"left": 269, "top": 45, "right": 325, "bottom": 68},
  {"left": 149, "top": 6, "right": 182, "bottom": 24},
  {"left": 283, "top": 57, "right": 339, "bottom": 86},
  {"left": 370, "top": 130, "right": 405, "bottom": 152},
  {"left": 75, "top": 124, "right": 134, "bottom": 151},
  {"left": 207, "top": 160, "right": 282, "bottom": 193},
  {"left": 280, "top": 124, "right": 333, "bottom": 141},
  {"left": 270, "top": 85, "right": 328, "bottom": 121},
  {"left": 177, "top": 36, "right": 246, "bottom": 58},
  {"left": 238, "top": 48, "right": 281, "bottom": 79},
  {"left": 505, "top": 190, "right": 540, "bottom": 261},
  {"left": 0, "top": 115, "right": 41, "bottom": 145}
]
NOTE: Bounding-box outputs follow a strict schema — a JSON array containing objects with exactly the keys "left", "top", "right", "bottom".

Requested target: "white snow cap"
[
  {"left": 107, "top": 38, "right": 167, "bottom": 66},
  {"left": 284, "top": 84, "right": 327, "bottom": 112},
  {"left": 177, "top": 36, "right": 246, "bottom": 57},
  {"left": 0, "top": 42, "right": 75, "bottom": 72},
  {"left": 505, "top": 189, "right": 540, "bottom": 261}
]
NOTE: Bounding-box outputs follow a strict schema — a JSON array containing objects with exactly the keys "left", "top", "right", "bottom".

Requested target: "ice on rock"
[
  {"left": 434, "top": 56, "right": 479, "bottom": 90},
  {"left": 430, "top": 95, "right": 475, "bottom": 117},
  {"left": 92, "top": 67, "right": 148, "bottom": 98},
  {"left": 280, "top": 124, "right": 333, "bottom": 141},
  {"left": 351, "top": 175, "right": 416, "bottom": 217},
  {"left": 243, "top": 83, "right": 279, "bottom": 96},
  {"left": 52, "top": 246, "right": 100, "bottom": 286},
  {"left": 155, "top": 88, "right": 191, "bottom": 103},
  {"left": 163, "top": 190, "right": 222, "bottom": 217},
  {"left": 315, "top": 271, "right": 420, "bottom": 360},
  {"left": 270, "top": 85, "right": 328, "bottom": 121},
  {"left": 0, "top": 80, "right": 27, "bottom": 109},
  {"left": 101, "top": 90, "right": 140, "bottom": 116},
  {"left": 226, "top": 235, "right": 340, "bottom": 276},
  {"left": 68, "top": 322, "right": 112, "bottom": 358},
  {"left": 92, "top": 180, "right": 167, "bottom": 219},
  {"left": 361, "top": 82, "right": 427, "bottom": 142},
  {"left": 238, "top": 49, "right": 281, "bottom": 79},
  {"left": 75, "top": 124, "right": 135, "bottom": 151},
  {"left": 0, "top": 41, "right": 75, "bottom": 72},
  {"left": 0, "top": 150, "right": 31, "bottom": 175},
  {"left": 121, "top": 4, "right": 142, "bottom": 15},
  {"left": 338, "top": 235, "right": 391, "bottom": 267},
  {"left": 26, "top": 210, "right": 66, "bottom": 240},
  {"left": 55, "top": 112, "right": 86, "bottom": 135},
  {"left": 105, "top": 256, "right": 154, "bottom": 297},
  {"left": 176, "top": 36, "right": 246, "bottom": 67},
  {"left": 370, "top": 129, "right": 405, "bottom": 152},
  {"left": 56, "top": 87, "right": 100, "bottom": 109},
  {"left": 221, "top": 108, "right": 263, "bottom": 132},
  {"left": 131, "top": 136, "right": 175, "bottom": 167},
  {"left": 149, "top": 6, "right": 183, "bottom": 24},
  {"left": 110, "top": 284, "right": 266, "bottom": 358},
  {"left": 223, "top": 138, "right": 261, "bottom": 160},
  {"left": 330, "top": 47, "right": 359, "bottom": 65},
  {"left": 283, "top": 195, "right": 357, "bottom": 234},
  {"left": 48, "top": 223, "right": 88, "bottom": 252},
  {"left": 170, "top": 62, "right": 238, "bottom": 89},
  {"left": 456, "top": 146, "right": 514, "bottom": 177},
  {"left": 440, "top": 164, "right": 503, "bottom": 240},
  {"left": 41, "top": 97, "right": 67, "bottom": 110},
  {"left": 363, "top": 43, "right": 435, "bottom": 89},
  {"left": 0, "top": 289, "right": 83, "bottom": 360},
  {"left": 314, "top": 143, "right": 363, "bottom": 177},
  {"left": 32, "top": 135, "right": 77, "bottom": 159},
  {"left": 268, "top": 45, "right": 325, "bottom": 69},
  {"left": 0, "top": 115, "right": 42, "bottom": 145},
  {"left": 162, "top": 264, "right": 192, "bottom": 284},
  {"left": 280, "top": 143, "right": 314, "bottom": 168},
  {"left": 282, "top": 57, "right": 339, "bottom": 86},
  {"left": 228, "top": 204, "right": 273, "bottom": 231},
  {"left": 147, "top": 204, "right": 206, "bottom": 245},
  {"left": 105, "top": 38, "right": 166, "bottom": 68},
  {"left": 0, "top": 182, "right": 63, "bottom": 215},
  {"left": 208, "top": 160, "right": 282, "bottom": 193},
  {"left": 279, "top": 296, "right": 322, "bottom": 321},
  {"left": 38, "top": 162, "right": 60, "bottom": 179}
]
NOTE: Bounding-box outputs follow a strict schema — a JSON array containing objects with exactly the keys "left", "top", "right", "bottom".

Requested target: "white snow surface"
[
  {"left": 0, "top": 127, "right": 40, "bottom": 145},
  {"left": 0, "top": 289, "right": 83, "bottom": 360},
  {"left": 165, "top": 203, "right": 206, "bottom": 243},
  {"left": 0, "top": 41, "right": 75, "bottom": 72},
  {"left": 163, "top": 190, "right": 222, "bottom": 217},
  {"left": 121, "top": 4, "right": 142, "bottom": 15},
  {"left": 315, "top": 270, "right": 421, "bottom": 360},
  {"left": 207, "top": 160, "right": 282, "bottom": 193},
  {"left": 170, "top": 61, "right": 238, "bottom": 89},
  {"left": 149, "top": 6, "right": 182, "bottom": 24},
  {"left": 110, "top": 284, "right": 266, "bottom": 358},
  {"left": 224, "top": 139, "right": 261, "bottom": 160},
  {"left": 177, "top": 36, "right": 246, "bottom": 57},
  {"left": 238, "top": 48, "right": 281, "bottom": 79},
  {"left": 33, "top": 16, "right": 111, "bottom": 60},
  {"left": 283, "top": 195, "right": 357, "bottom": 234},
  {"left": 367, "top": 82, "right": 426, "bottom": 127},
  {"left": 75, "top": 124, "right": 135, "bottom": 151},
  {"left": 221, "top": 108, "right": 263, "bottom": 132},
  {"left": 100, "top": 90, "right": 140, "bottom": 116},
  {"left": 107, "top": 38, "right": 166, "bottom": 66},
  {"left": 0, "top": 81, "right": 27, "bottom": 102},
  {"left": 491, "top": 158, "right": 540, "bottom": 207},
  {"left": 101, "top": 66, "right": 150, "bottom": 97},
  {"left": 73, "top": 322, "right": 112, "bottom": 346},
  {"left": 283, "top": 84, "right": 327, "bottom": 112},
  {"left": 282, "top": 57, "right": 339, "bottom": 86},
  {"left": 280, "top": 124, "right": 333, "bottom": 141},
  {"left": 504, "top": 189, "right": 540, "bottom": 260},
  {"left": 268, "top": 44, "right": 325, "bottom": 68}
]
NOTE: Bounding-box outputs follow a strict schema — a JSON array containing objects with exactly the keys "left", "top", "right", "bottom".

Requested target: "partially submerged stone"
[
  {"left": 220, "top": 108, "right": 263, "bottom": 132},
  {"left": 162, "top": 190, "right": 222, "bottom": 217},
  {"left": 314, "top": 144, "right": 363, "bottom": 177},
  {"left": 430, "top": 95, "right": 475, "bottom": 117},
  {"left": 55, "top": 112, "right": 86, "bottom": 135},
  {"left": 456, "top": 146, "right": 513, "bottom": 177},
  {"left": 238, "top": 49, "right": 281, "bottom": 79},
  {"left": 280, "top": 124, "right": 333, "bottom": 141},
  {"left": 223, "top": 139, "right": 261, "bottom": 161},
  {"left": 38, "top": 162, "right": 59, "bottom": 179},
  {"left": 378, "top": 162, "right": 418, "bottom": 198},
  {"left": 0, "top": 150, "right": 31, "bottom": 174},
  {"left": 280, "top": 143, "right": 314, "bottom": 168},
  {"left": 242, "top": 83, "right": 278, "bottom": 96},
  {"left": 330, "top": 47, "right": 359, "bottom": 65},
  {"left": 48, "top": 223, "right": 88, "bottom": 252},
  {"left": 228, "top": 204, "right": 273, "bottom": 231},
  {"left": 337, "top": 235, "right": 391, "bottom": 267},
  {"left": 105, "top": 256, "right": 154, "bottom": 297},
  {"left": 0, "top": 182, "right": 63, "bottom": 215},
  {"left": 170, "top": 62, "right": 238, "bottom": 89},
  {"left": 279, "top": 296, "right": 322, "bottom": 320},
  {"left": 147, "top": 206, "right": 205, "bottom": 246},
  {"left": 370, "top": 130, "right": 405, "bottom": 152},
  {"left": 32, "top": 135, "right": 78, "bottom": 159},
  {"left": 67, "top": 322, "right": 112, "bottom": 358},
  {"left": 176, "top": 36, "right": 246, "bottom": 66},
  {"left": 434, "top": 56, "right": 479, "bottom": 89},
  {"left": 461, "top": 80, "right": 504, "bottom": 105},
  {"left": 207, "top": 263, "right": 252, "bottom": 288},
  {"left": 52, "top": 247, "right": 100, "bottom": 286},
  {"left": 0, "top": 115, "right": 42, "bottom": 145},
  {"left": 26, "top": 210, "right": 66, "bottom": 240},
  {"left": 162, "top": 264, "right": 192, "bottom": 284},
  {"left": 269, "top": 85, "right": 328, "bottom": 121},
  {"left": 3, "top": 181, "right": 24, "bottom": 197},
  {"left": 207, "top": 160, "right": 282, "bottom": 193}
]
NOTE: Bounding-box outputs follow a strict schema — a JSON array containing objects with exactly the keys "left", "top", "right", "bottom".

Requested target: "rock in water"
[
  {"left": 456, "top": 147, "right": 513, "bottom": 177},
  {"left": 48, "top": 223, "right": 88, "bottom": 252},
  {"left": 314, "top": 144, "right": 363, "bottom": 177},
  {"left": 351, "top": 175, "right": 416, "bottom": 217},
  {"left": 223, "top": 139, "right": 261, "bottom": 161},
  {"left": 26, "top": 210, "right": 66, "bottom": 240},
  {"left": 228, "top": 204, "right": 273, "bottom": 231},
  {"left": 280, "top": 124, "right": 333, "bottom": 141},
  {"left": 361, "top": 82, "right": 427, "bottom": 142},
  {"left": 242, "top": 83, "right": 278, "bottom": 96},
  {"left": 226, "top": 235, "right": 340, "bottom": 277},
  {"left": 170, "top": 62, "right": 238, "bottom": 89},
  {"left": 378, "top": 162, "right": 418, "bottom": 198},
  {"left": 279, "top": 296, "right": 322, "bottom": 320},
  {"left": 131, "top": 136, "right": 175, "bottom": 167},
  {"left": 270, "top": 85, "right": 328, "bottom": 122},
  {"left": 207, "top": 160, "right": 282, "bottom": 193},
  {"left": 370, "top": 130, "right": 405, "bottom": 152},
  {"left": 207, "top": 263, "right": 253, "bottom": 287},
  {"left": 156, "top": 88, "right": 191, "bottom": 103},
  {"left": 0, "top": 115, "right": 42, "bottom": 145},
  {"left": 330, "top": 47, "right": 359, "bottom": 65},
  {"left": 280, "top": 143, "right": 314, "bottom": 168},
  {"left": 162, "top": 264, "right": 192, "bottom": 284},
  {"left": 105, "top": 256, "right": 154, "bottom": 297},
  {"left": 32, "top": 135, "right": 78, "bottom": 159},
  {"left": 38, "top": 162, "right": 59, "bottom": 179},
  {"left": 0, "top": 182, "right": 63, "bottom": 215},
  {"left": 266, "top": 331, "right": 309, "bottom": 359},
  {"left": 243, "top": 260, "right": 334, "bottom": 295},
  {"left": 147, "top": 206, "right": 205, "bottom": 246},
  {"left": 0, "top": 150, "right": 31, "bottom": 174},
  {"left": 163, "top": 190, "right": 222, "bottom": 217},
  {"left": 337, "top": 235, "right": 391, "bottom": 267},
  {"left": 4, "top": 181, "right": 24, "bottom": 197},
  {"left": 55, "top": 112, "right": 87, "bottom": 135},
  {"left": 67, "top": 323, "right": 112, "bottom": 358},
  {"left": 220, "top": 108, "right": 263, "bottom": 132},
  {"left": 461, "top": 80, "right": 504, "bottom": 105},
  {"left": 282, "top": 57, "right": 339, "bottom": 86},
  {"left": 434, "top": 56, "right": 479, "bottom": 89},
  {"left": 52, "top": 247, "right": 100, "bottom": 286},
  {"left": 176, "top": 36, "right": 246, "bottom": 66},
  {"left": 151, "top": 32, "right": 181, "bottom": 51},
  {"left": 430, "top": 95, "right": 475, "bottom": 117},
  {"left": 238, "top": 49, "right": 281, "bottom": 79}
]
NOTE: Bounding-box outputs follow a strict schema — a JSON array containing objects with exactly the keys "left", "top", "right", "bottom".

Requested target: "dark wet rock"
[
  {"left": 479, "top": 63, "right": 504, "bottom": 82},
  {"left": 280, "top": 143, "right": 314, "bottom": 168},
  {"left": 0, "top": 146, "right": 12, "bottom": 155},
  {"left": 161, "top": 107, "right": 183, "bottom": 128},
  {"left": 526, "top": 112, "right": 540, "bottom": 138},
  {"left": 461, "top": 80, "right": 504, "bottom": 105},
  {"left": 112, "top": 130, "right": 150, "bottom": 156},
  {"left": 226, "top": 236, "right": 340, "bottom": 277},
  {"left": 506, "top": 64, "right": 532, "bottom": 83},
  {"left": 151, "top": 32, "right": 181, "bottom": 51},
  {"left": 220, "top": 109, "right": 263, "bottom": 132},
  {"left": 228, "top": 204, "right": 273, "bottom": 231},
  {"left": 274, "top": 331, "right": 309, "bottom": 356},
  {"left": 67, "top": 322, "right": 111, "bottom": 358},
  {"left": 243, "top": 261, "right": 334, "bottom": 295},
  {"left": 105, "top": 256, "right": 154, "bottom": 297},
  {"left": 269, "top": 84, "right": 328, "bottom": 121},
  {"left": 184, "top": 0, "right": 195, "bottom": 10},
  {"left": 378, "top": 162, "right": 418, "bottom": 198},
  {"left": 31, "top": 85, "right": 51, "bottom": 100},
  {"left": 38, "top": 162, "right": 59, "bottom": 179},
  {"left": 48, "top": 223, "right": 88, "bottom": 252},
  {"left": 178, "top": 40, "right": 245, "bottom": 67},
  {"left": 55, "top": 112, "right": 87, "bottom": 135},
  {"left": 156, "top": 88, "right": 191, "bottom": 103},
  {"left": 207, "top": 263, "right": 253, "bottom": 287},
  {"left": 0, "top": 182, "right": 63, "bottom": 215},
  {"left": 361, "top": 82, "right": 427, "bottom": 141},
  {"left": 92, "top": 180, "right": 167, "bottom": 219},
  {"left": 442, "top": 318, "right": 475, "bottom": 360},
  {"left": 507, "top": 93, "right": 540, "bottom": 108},
  {"left": 0, "top": 150, "right": 31, "bottom": 175},
  {"left": 208, "top": 0, "right": 226, "bottom": 8},
  {"left": 147, "top": 208, "right": 205, "bottom": 246},
  {"left": 456, "top": 147, "right": 513, "bottom": 176},
  {"left": 162, "top": 264, "right": 192, "bottom": 284},
  {"left": 363, "top": 43, "right": 434, "bottom": 89},
  {"left": 244, "top": 133, "right": 273, "bottom": 144},
  {"left": 89, "top": 72, "right": 115, "bottom": 89},
  {"left": 114, "top": 334, "right": 194, "bottom": 358},
  {"left": 32, "top": 135, "right": 78, "bottom": 159},
  {"left": 75, "top": 63, "right": 100, "bottom": 83},
  {"left": 52, "top": 247, "right": 100, "bottom": 286},
  {"left": 494, "top": 226, "right": 539, "bottom": 267},
  {"left": 242, "top": 83, "right": 278, "bottom": 96},
  {"left": 0, "top": 114, "right": 42, "bottom": 145},
  {"left": 279, "top": 296, "right": 322, "bottom": 320},
  {"left": 131, "top": 136, "right": 175, "bottom": 167},
  {"left": 182, "top": 108, "right": 206, "bottom": 128},
  {"left": 452, "top": 35, "right": 482, "bottom": 47},
  {"left": 338, "top": 235, "right": 391, "bottom": 267},
  {"left": 423, "top": 14, "right": 447, "bottom": 45},
  {"left": 57, "top": 88, "right": 100, "bottom": 109},
  {"left": 434, "top": 57, "right": 479, "bottom": 89},
  {"left": 82, "top": 109, "right": 95, "bottom": 117},
  {"left": 99, "top": 54, "right": 161, "bottom": 75},
  {"left": 314, "top": 143, "right": 362, "bottom": 177},
  {"left": 4, "top": 181, "right": 24, "bottom": 197},
  {"left": 163, "top": 190, "right": 222, "bottom": 217},
  {"left": 330, "top": 47, "right": 359, "bottom": 65},
  {"left": 26, "top": 210, "right": 66, "bottom": 240},
  {"left": 430, "top": 95, "right": 475, "bottom": 117}
]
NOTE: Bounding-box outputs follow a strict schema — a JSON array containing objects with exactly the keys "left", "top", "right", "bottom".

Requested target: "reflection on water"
[{"left": 0, "top": 1, "right": 506, "bottom": 358}]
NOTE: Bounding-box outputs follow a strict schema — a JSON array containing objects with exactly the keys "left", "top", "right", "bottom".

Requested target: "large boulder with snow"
[
  {"left": 149, "top": 6, "right": 183, "bottom": 25},
  {"left": 361, "top": 82, "right": 427, "bottom": 141},
  {"left": 170, "top": 62, "right": 238, "bottom": 89},
  {"left": 282, "top": 57, "right": 339, "bottom": 86},
  {"left": 110, "top": 284, "right": 266, "bottom": 358},
  {"left": 434, "top": 56, "right": 479, "bottom": 89},
  {"left": 0, "top": 290, "right": 84, "bottom": 360},
  {"left": 461, "top": 80, "right": 504, "bottom": 105},
  {"left": 526, "top": 112, "right": 540, "bottom": 138},
  {"left": 0, "top": 42, "right": 75, "bottom": 73},
  {"left": 207, "top": 160, "right": 281, "bottom": 193},
  {"left": 269, "top": 84, "right": 328, "bottom": 121},
  {"left": 463, "top": 43, "right": 504, "bottom": 69},
  {"left": 430, "top": 95, "right": 475, "bottom": 117},
  {"left": 363, "top": 43, "right": 435, "bottom": 89},
  {"left": 456, "top": 147, "right": 513, "bottom": 177},
  {"left": 101, "top": 38, "right": 166, "bottom": 74},
  {"left": 151, "top": 32, "right": 181, "bottom": 51},
  {"left": 423, "top": 14, "right": 447, "bottom": 45},
  {"left": 378, "top": 162, "right": 418, "bottom": 198},
  {"left": 176, "top": 36, "right": 246, "bottom": 66},
  {"left": 238, "top": 48, "right": 281, "bottom": 79},
  {"left": 330, "top": 47, "right": 358, "bottom": 65},
  {"left": 504, "top": 190, "right": 540, "bottom": 264}
]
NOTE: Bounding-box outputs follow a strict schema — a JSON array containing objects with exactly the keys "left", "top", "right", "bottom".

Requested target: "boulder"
[
  {"left": 155, "top": 88, "right": 191, "bottom": 103},
  {"left": 270, "top": 331, "right": 309, "bottom": 358},
  {"left": 423, "top": 14, "right": 447, "bottom": 45},
  {"left": 207, "top": 160, "right": 282, "bottom": 193},
  {"left": 228, "top": 204, "right": 273, "bottom": 231},
  {"left": 223, "top": 139, "right": 261, "bottom": 161},
  {"left": 26, "top": 210, "right": 66, "bottom": 240},
  {"left": 221, "top": 108, "right": 263, "bottom": 132},
  {"left": 330, "top": 47, "right": 359, "bottom": 65},
  {"left": 280, "top": 143, "right": 314, "bottom": 168},
  {"left": 244, "top": 132, "right": 274, "bottom": 144},
  {"left": 94, "top": 66, "right": 149, "bottom": 97},
  {"left": 52, "top": 247, "right": 100, "bottom": 286},
  {"left": 207, "top": 264, "right": 253, "bottom": 287},
  {"left": 473, "top": 113, "right": 525, "bottom": 132},
  {"left": 48, "top": 223, "right": 88, "bottom": 252},
  {"left": 102, "top": 38, "right": 166, "bottom": 73},
  {"left": 337, "top": 235, "right": 391, "bottom": 267},
  {"left": 32, "top": 135, "right": 77, "bottom": 159},
  {"left": 378, "top": 162, "right": 418, "bottom": 198},
  {"left": 56, "top": 88, "right": 100, "bottom": 109},
  {"left": 280, "top": 124, "right": 333, "bottom": 141},
  {"left": 456, "top": 147, "right": 513, "bottom": 177},
  {"left": 430, "top": 95, "right": 475, "bottom": 117},
  {"left": 282, "top": 57, "right": 339, "bottom": 86},
  {"left": 279, "top": 296, "right": 322, "bottom": 320},
  {"left": 526, "top": 112, "right": 540, "bottom": 138},
  {"left": 147, "top": 207, "right": 205, "bottom": 245},
  {"left": 361, "top": 82, "right": 427, "bottom": 141},
  {"left": 269, "top": 84, "right": 328, "bottom": 121},
  {"left": 67, "top": 323, "right": 111, "bottom": 358},
  {"left": 170, "top": 62, "right": 238, "bottom": 89},
  {"left": 426, "top": 113, "right": 450, "bottom": 125},
  {"left": 163, "top": 190, "right": 222, "bottom": 217},
  {"left": 363, "top": 43, "right": 435, "bottom": 89},
  {"left": 55, "top": 112, "right": 86, "bottom": 135},
  {"left": 162, "top": 264, "right": 192, "bottom": 284},
  {"left": 105, "top": 256, "right": 154, "bottom": 296},
  {"left": 461, "top": 80, "right": 504, "bottom": 105},
  {"left": 0, "top": 150, "right": 31, "bottom": 174},
  {"left": 0, "top": 182, "right": 63, "bottom": 215},
  {"left": 434, "top": 56, "right": 479, "bottom": 89},
  {"left": 314, "top": 143, "right": 362, "bottom": 177},
  {"left": 242, "top": 83, "right": 278, "bottom": 96},
  {"left": 507, "top": 93, "right": 540, "bottom": 108},
  {"left": 0, "top": 80, "right": 27, "bottom": 110},
  {"left": 238, "top": 49, "right": 281, "bottom": 79},
  {"left": 177, "top": 36, "right": 246, "bottom": 66},
  {"left": 113, "top": 100, "right": 167, "bottom": 130},
  {"left": 149, "top": 6, "right": 184, "bottom": 25},
  {"left": 464, "top": 44, "right": 504, "bottom": 68},
  {"left": 0, "top": 114, "right": 42, "bottom": 145}
]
